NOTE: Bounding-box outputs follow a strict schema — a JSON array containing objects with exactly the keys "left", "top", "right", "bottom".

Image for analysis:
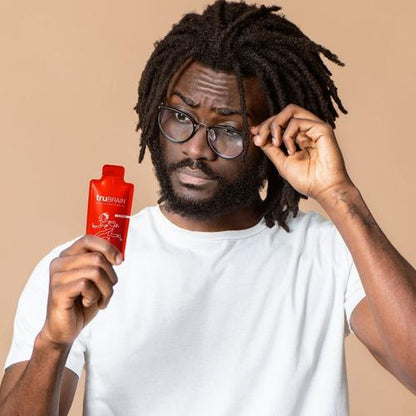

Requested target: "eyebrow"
[{"left": 171, "top": 90, "right": 247, "bottom": 117}]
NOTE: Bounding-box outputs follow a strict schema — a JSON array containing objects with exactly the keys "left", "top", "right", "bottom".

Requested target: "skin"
[
  {"left": 0, "top": 236, "right": 120, "bottom": 415},
  {"left": 158, "top": 60, "right": 270, "bottom": 231},
  {"left": 251, "top": 103, "right": 416, "bottom": 394},
  {"left": 1, "top": 61, "right": 415, "bottom": 416}
]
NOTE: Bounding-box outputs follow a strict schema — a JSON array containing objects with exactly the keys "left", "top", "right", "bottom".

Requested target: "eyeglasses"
[{"left": 157, "top": 105, "right": 245, "bottom": 159}]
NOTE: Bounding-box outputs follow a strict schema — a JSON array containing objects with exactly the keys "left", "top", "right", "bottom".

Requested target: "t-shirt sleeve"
[
  {"left": 331, "top": 225, "right": 367, "bottom": 336},
  {"left": 4, "top": 241, "right": 86, "bottom": 378},
  {"left": 344, "top": 255, "right": 366, "bottom": 336}
]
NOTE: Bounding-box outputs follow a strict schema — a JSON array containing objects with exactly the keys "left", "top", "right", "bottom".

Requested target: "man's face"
[{"left": 151, "top": 61, "right": 270, "bottom": 221}]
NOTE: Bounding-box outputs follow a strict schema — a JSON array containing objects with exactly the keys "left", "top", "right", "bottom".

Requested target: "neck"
[{"left": 159, "top": 198, "right": 263, "bottom": 232}]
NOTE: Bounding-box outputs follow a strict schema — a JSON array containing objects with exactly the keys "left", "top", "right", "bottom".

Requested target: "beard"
[{"left": 150, "top": 141, "right": 268, "bottom": 222}]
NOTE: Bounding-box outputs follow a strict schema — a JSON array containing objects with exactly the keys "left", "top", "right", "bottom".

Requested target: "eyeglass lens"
[{"left": 158, "top": 107, "right": 244, "bottom": 159}]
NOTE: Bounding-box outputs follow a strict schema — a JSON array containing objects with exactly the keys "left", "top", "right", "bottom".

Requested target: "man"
[{"left": 1, "top": 1, "right": 415, "bottom": 415}]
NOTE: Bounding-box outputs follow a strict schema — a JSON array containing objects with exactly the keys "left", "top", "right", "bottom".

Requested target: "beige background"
[{"left": 1, "top": 0, "right": 415, "bottom": 414}]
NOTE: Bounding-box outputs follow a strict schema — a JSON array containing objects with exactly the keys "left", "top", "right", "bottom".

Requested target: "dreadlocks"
[{"left": 134, "top": 0, "right": 347, "bottom": 231}]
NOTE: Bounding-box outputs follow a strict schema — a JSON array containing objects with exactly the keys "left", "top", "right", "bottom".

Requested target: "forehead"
[{"left": 166, "top": 61, "right": 268, "bottom": 120}]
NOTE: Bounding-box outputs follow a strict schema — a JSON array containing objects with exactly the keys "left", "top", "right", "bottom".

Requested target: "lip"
[{"left": 175, "top": 167, "right": 215, "bottom": 185}]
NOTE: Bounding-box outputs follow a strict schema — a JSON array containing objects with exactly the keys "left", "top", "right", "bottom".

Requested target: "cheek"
[
  {"left": 217, "top": 159, "right": 249, "bottom": 181},
  {"left": 159, "top": 137, "right": 178, "bottom": 163}
]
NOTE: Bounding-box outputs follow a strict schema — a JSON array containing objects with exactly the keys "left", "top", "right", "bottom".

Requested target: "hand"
[
  {"left": 251, "top": 104, "right": 353, "bottom": 202},
  {"left": 40, "top": 235, "right": 121, "bottom": 348}
]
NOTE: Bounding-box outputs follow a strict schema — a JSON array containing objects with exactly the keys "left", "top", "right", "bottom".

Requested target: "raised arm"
[
  {"left": 318, "top": 183, "right": 416, "bottom": 394},
  {"left": 252, "top": 103, "right": 416, "bottom": 393}
]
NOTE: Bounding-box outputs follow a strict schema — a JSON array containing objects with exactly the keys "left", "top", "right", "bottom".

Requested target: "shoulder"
[
  {"left": 280, "top": 209, "right": 336, "bottom": 242},
  {"left": 17, "top": 237, "right": 82, "bottom": 304},
  {"left": 284, "top": 210, "right": 350, "bottom": 263},
  {"left": 291, "top": 209, "right": 334, "bottom": 230}
]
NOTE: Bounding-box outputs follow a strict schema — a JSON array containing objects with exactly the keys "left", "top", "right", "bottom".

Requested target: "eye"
[
  {"left": 219, "top": 126, "right": 242, "bottom": 137},
  {"left": 175, "top": 111, "right": 191, "bottom": 124}
]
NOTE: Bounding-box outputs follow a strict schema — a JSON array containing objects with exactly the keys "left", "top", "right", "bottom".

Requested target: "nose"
[{"left": 182, "top": 125, "right": 217, "bottom": 161}]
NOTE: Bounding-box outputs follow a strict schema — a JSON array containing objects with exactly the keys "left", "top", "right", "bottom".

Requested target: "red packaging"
[{"left": 86, "top": 165, "right": 134, "bottom": 258}]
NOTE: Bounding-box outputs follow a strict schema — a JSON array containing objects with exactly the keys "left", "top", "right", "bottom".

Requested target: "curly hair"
[{"left": 134, "top": 0, "right": 347, "bottom": 231}]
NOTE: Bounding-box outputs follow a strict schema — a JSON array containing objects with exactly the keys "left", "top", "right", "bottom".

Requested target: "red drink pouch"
[{"left": 86, "top": 165, "right": 134, "bottom": 258}]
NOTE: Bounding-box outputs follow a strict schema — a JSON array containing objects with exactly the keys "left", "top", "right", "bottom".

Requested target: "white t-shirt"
[{"left": 5, "top": 206, "right": 366, "bottom": 416}]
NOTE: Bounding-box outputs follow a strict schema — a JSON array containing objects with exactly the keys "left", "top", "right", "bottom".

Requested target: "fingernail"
[
  {"left": 84, "top": 298, "right": 93, "bottom": 307},
  {"left": 253, "top": 135, "right": 261, "bottom": 145},
  {"left": 115, "top": 253, "right": 123, "bottom": 265},
  {"left": 272, "top": 136, "right": 278, "bottom": 146}
]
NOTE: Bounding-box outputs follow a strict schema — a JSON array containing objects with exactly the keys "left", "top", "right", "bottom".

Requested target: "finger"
[
  {"left": 252, "top": 103, "right": 322, "bottom": 135},
  {"left": 77, "top": 278, "right": 103, "bottom": 308},
  {"left": 281, "top": 118, "right": 307, "bottom": 156},
  {"left": 257, "top": 141, "right": 289, "bottom": 175},
  {"left": 295, "top": 132, "right": 314, "bottom": 150},
  {"left": 52, "top": 267, "right": 114, "bottom": 309},
  {"left": 251, "top": 117, "right": 275, "bottom": 147},
  {"left": 251, "top": 103, "right": 322, "bottom": 144},
  {"left": 278, "top": 103, "right": 323, "bottom": 126},
  {"left": 269, "top": 122, "right": 285, "bottom": 147},
  {"left": 50, "top": 252, "right": 118, "bottom": 285},
  {"left": 60, "top": 235, "right": 122, "bottom": 266},
  {"left": 250, "top": 116, "right": 273, "bottom": 135},
  {"left": 52, "top": 278, "right": 102, "bottom": 309},
  {"left": 282, "top": 118, "right": 327, "bottom": 155}
]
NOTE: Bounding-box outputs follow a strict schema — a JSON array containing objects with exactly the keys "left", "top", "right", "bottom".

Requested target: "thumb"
[{"left": 254, "top": 137, "right": 288, "bottom": 173}]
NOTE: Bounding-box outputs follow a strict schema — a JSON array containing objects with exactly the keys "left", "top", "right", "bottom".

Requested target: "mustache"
[{"left": 167, "top": 159, "right": 221, "bottom": 180}]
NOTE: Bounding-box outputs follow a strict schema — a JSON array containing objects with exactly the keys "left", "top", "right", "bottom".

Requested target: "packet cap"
[{"left": 102, "top": 164, "right": 125, "bottom": 177}]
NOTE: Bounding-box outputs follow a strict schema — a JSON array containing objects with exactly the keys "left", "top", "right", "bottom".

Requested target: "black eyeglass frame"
[{"left": 157, "top": 104, "right": 246, "bottom": 160}]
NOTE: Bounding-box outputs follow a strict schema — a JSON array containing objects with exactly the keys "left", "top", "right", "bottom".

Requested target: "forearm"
[
  {"left": 319, "top": 183, "right": 416, "bottom": 376},
  {"left": 0, "top": 332, "right": 71, "bottom": 416}
]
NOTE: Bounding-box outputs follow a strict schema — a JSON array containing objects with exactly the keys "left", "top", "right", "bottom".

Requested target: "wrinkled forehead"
[
  {"left": 166, "top": 61, "right": 238, "bottom": 104},
  {"left": 166, "top": 60, "right": 269, "bottom": 121}
]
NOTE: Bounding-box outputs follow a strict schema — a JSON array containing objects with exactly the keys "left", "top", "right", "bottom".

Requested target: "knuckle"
[
  {"left": 89, "top": 265, "right": 103, "bottom": 280},
  {"left": 287, "top": 117, "right": 297, "bottom": 127},
  {"left": 259, "top": 118, "right": 271, "bottom": 130},
  {"left": 79, "top": 278, "right": 92, "bottom": 291},
  {"left": 49, "top": 257, "right": 61, "bottom": 273},
  {"left": 82, "top": 234, "right": 93, "bottom": 245},
  {"left": 323, "top": 122, "right": 332, "bottom": 132},
  {"left": 90, "top": 251, "right": 106, "bottom": 266},
  {"left": 257, "top": 124, "right": 266, "bottom": 134},
  {"left": 50, "top": 270, "right": 64, "bottom": 286}
]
